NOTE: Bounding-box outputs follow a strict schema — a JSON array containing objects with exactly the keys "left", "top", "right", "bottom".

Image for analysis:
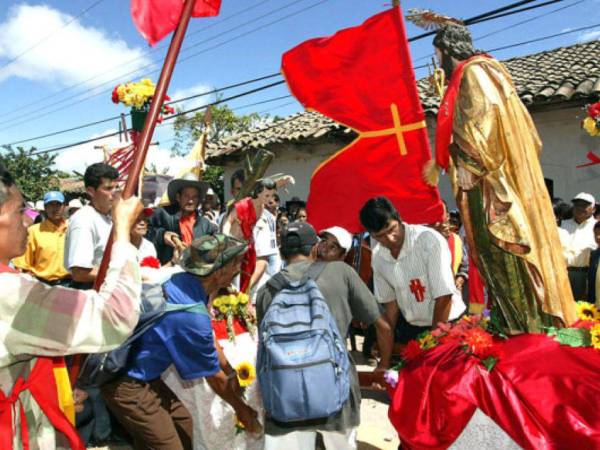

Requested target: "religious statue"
[{"left": 430, "top": 24, "right": 577, "bottom": 333}]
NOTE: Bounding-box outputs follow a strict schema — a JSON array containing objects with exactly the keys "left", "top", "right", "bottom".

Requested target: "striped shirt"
[
  {"left": 1, "top": 241, "right": 141, "bottom": 449},
  {"left": 372, "top": 224, "right": 465, "bottom": 326}
]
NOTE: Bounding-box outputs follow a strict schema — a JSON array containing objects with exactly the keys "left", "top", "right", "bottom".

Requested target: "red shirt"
[{"left": 179, "top": 213, "right": 197, "bottom": 245}]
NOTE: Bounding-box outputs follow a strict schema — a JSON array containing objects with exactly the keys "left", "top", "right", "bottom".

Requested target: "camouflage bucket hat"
[{"left": 180, "top": 234, "right": 248, "bottom": 277}]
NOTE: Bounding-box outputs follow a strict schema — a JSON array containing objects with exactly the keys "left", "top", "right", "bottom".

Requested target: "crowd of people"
[{"left": 1, "top": 156, "right": 598, "bottom": 450}]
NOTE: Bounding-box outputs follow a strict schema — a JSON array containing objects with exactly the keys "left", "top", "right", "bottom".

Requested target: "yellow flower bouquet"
[
  {"left": 111, "top": 78, "right": 175, "bottom": 131},
  {"left": 212, "top": 292, "right": 256, "bottom": 341}
]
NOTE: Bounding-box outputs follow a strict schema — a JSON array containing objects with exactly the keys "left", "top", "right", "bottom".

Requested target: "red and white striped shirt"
[{"left": 372, "top": 224, "right": 465, "bottom": 326}]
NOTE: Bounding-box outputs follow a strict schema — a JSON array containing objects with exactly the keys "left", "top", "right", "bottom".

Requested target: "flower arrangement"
[
  {"left": 212, "top": 292, "right": 256, "bottom": 341},
  {"left": 385, "top": 312, "right": 500, "bottom": 389},
  {"left": 111, "top": 78, "right": 175, "bottom": 131},
  {"left": 582, "top": 101, "right": 600, "bottom": 137},
  {"left": 546, "top": 302, "right": 600, "bottom": 350}
]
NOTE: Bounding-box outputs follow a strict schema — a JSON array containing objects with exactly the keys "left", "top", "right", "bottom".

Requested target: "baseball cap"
[
  {"left": 281, "top": 221, "right": 319, "bottom": 251},
  {"left": 319, "top": 226, "right": 353, "bottom": 252},
  {"left": 179, "top": 234, "right": 248, "bottom": 277},
  {"left": 43, "top": 191, "right": 65, "bottom": 205},
  {"left": 572, "top": 192, "right": 595, "bottom": 205}
]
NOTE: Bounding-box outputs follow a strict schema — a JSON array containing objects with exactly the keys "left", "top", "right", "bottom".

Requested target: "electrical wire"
[
  {"left": 3, "top": 73, "right": 282, "bottom": 147},
  {"left": 28, "top": 80, "right": 287, "bottom": 155},
  {"left": 0, "top": 0, "right": 105, "bottom": 71},
  {"left": 0, "top": 0, "right": 316, "bottom": 124}
]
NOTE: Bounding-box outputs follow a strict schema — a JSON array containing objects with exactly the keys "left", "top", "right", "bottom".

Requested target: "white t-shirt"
[
  {"left": 137, "top": 237, "right": 158, "bottom": 261},
  {"left": 64, "top": 205, "right": 112, "bottom": 270},
  {"left": 252, "top": 210, "right": 282, "bottom": 293},
  {"left": 560, "top": 217, "right": 598, "bottom": 267},
  {"left": 372, "top": 224, "right": 466, "bottom": 326}
]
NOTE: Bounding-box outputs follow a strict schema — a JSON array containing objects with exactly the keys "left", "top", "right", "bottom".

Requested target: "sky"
[{"left": 0, "top": 0, "right": 598, "bottom": 174}]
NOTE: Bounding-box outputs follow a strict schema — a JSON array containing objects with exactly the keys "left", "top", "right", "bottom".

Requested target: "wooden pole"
[{"left": 69, "top": 0, "right": 196, "bottom": 384}]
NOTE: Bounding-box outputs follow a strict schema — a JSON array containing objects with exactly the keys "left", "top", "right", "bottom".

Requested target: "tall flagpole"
[{"left": 70, "top": 0, "right": 197, "bottom": 384}]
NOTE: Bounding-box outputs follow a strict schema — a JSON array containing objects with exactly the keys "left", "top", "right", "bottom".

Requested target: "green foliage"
[
  {"left": 171, "top": 100, "right": 266, "bottom": 201},
  {"left": 0, "top": 146, "right": 61, "bottom": 201},
  {"left": 171, "top": 101, "right": 262, "bottom": 157}
]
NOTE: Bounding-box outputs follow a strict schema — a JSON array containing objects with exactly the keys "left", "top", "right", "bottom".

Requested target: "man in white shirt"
[
  {"left": 359, "top": 197, "right": 465, "bottom": 342},
  {"left": 561, "top": 192, "right": 598, "bottom": 299},
  {"left": 64, "top": 163, "right": 119, "bottom": 291},
  {"left": 63, "top": 162, "right": 119, "bottom": 445},
  {"left": 250, "top": 208, "right": 281, "bottom": 296}
]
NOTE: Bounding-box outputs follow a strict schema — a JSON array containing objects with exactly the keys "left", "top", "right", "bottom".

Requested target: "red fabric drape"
[
  {"left": 281, "top": 7, "right": 444, "bottom": 232},
  {"left": 235, "top": 197, "right": 257, "bottom": 294},
  {"left": 131, "top": 0, "right": 222, "bottom": 46},
  {"left": 389, "top": 334, "right": 600, "bottom": 450},
  {"left": 434, "top": 54, "right": 490, "bottom": 171}
]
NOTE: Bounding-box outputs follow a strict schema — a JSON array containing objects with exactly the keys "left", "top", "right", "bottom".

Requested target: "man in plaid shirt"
[{"left": 0, "top": 163, "right": 144, "bottom": 449}]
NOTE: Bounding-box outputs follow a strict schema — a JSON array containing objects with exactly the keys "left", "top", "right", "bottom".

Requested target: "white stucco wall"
[{"left": 221, "top": 106, "right": 599, "bottom": 207}]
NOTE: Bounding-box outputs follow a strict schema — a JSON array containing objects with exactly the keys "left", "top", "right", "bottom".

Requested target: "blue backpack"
[{"left": 257, "top": 262, "right": 350, "bottom": 422}]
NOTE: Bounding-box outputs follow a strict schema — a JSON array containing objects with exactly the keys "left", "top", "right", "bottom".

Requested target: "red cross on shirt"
[{"left": 410, "top": 279, "right": 426, "bottom": 302}]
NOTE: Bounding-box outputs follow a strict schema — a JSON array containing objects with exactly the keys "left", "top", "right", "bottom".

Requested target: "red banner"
[
  {"left": 281, "top": 7, "right": 444, "bottom": 233},
  {"left": 131, "top": 0, "right": 222, "bottom": 46}
]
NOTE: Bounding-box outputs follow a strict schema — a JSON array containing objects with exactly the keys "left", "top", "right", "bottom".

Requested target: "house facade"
[{"left": 207, "top": 41, "right": 600, "bottom": 208}]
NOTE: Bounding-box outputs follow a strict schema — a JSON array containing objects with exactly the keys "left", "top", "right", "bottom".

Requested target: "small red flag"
[
  {"left": 281, "top": 7, "right": 444, "bottom": 233},
  {"left": 131, "top": 0, "right": 222, "bottom": 46}
]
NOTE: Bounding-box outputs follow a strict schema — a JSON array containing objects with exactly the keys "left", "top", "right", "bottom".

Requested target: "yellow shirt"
[{"left": 13, "top": 219, "right": 70, "bottom": 281}]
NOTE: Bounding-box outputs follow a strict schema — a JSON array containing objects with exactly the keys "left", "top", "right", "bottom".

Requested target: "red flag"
[
  {"left": 131, "top": 0, "right": 222, "bottom": 46},
  {"left": 281, "top": 7, "right": 444, "bottom": 233},
  {"left": 576, "top": 151, "right": 600, "bottom": 168}
]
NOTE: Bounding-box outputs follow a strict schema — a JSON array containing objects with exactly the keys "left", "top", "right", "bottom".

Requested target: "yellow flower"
[
  {"left": 213, "top": 298, "right": 222, "bottom": 308},
  {"left": 418, "top": 334, "right": 437, "bottom": 350},
  {"left": 235, "top": 361, "right": 256, "bottom": 387},
  {"left": 238, "top": 293, "right": 249, "bottom": 305},
  {"left": 591, "top": 324, "right": 600, "bottom": 350},
  {"left": 576, "top": 301, "right": 600, "bottom": 321},
  {"left": 219, "top": 305, "right": 229, "bottom": 314},
  {"left": 583, "top": 117, "right": 599, "bottom": 137},
  {"left": 229, "top": 295, "right": 240, "bottom": 306}
]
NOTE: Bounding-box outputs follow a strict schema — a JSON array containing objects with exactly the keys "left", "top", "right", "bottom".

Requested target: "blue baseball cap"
[{"left": 43, "top": 191, "right": 65, "bottom": 205}]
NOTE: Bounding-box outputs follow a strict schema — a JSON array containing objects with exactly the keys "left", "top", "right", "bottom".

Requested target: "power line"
[
  {"left": 0, "top": 0, "right": 550, "bottom": 129},
  {"left": 28, "top": 80, "right": 287, "bottom": 155},
  {"left": 5, "top": 0, "right": 580, "bottom": 146},
  {"left": 3, "top": 73, "right": 282, "bottom": 146},
  {"left": 0, "top": 0, "right": 273, "bottom": 118},
  {"left": 413, "top": 0, "right": 585, "bottom": 63},
  {"left": 0, "top": 0, "right": 105, "bottom": 72},
  {"left": 0, "top": 0, "right": 316, "bottom": 125},
  {"left": 412, "top": 22, "right": 600, "bottom": 72}
]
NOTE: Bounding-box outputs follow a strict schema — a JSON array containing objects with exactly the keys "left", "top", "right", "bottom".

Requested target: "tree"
[
  {"left": 171, "top": 101, "right": 268, "bottom": 201},
  {"left": 0, "top": 146, "right": 62, "bottom": 201}
]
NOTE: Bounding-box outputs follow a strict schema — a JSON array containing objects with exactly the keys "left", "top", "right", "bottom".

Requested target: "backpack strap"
[{"left": 164, "top": 302, "right": 208, "bottom": 315}]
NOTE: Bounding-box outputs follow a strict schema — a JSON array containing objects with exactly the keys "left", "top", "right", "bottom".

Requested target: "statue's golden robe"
[{"left": 450, "top": 56, "right": 577, "bottom": 332}]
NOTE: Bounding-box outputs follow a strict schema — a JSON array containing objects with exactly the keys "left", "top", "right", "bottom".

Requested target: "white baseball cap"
[
  {"left": 572, "top": 192, "right": 596, "bottom": 205},
  {"left": 319, "top": 226, "right": 353, "bottom": 252}
]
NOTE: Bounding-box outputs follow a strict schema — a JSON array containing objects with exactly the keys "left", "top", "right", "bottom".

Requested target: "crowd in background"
[{"left": 2, "top": 159, "right": 599, "bottom": 450}]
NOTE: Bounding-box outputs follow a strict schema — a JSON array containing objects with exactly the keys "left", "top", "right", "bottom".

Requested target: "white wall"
[{"left": 221, "top": 106, "right": 599, "bottom": 206}]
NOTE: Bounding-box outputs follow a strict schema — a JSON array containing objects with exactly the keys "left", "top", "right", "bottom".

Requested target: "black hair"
[
  {"left": 433, "top": 24, "right": 481, "bottom": 61},
  {"left": 594, "top": 203, "right": 600, "bottom": 218},
  {"left": 594, "top": 221, "right": 600, "bottom": 231},
  {"left": 251, "top": 178, "right": 276, "bottom": 199},
  {"left": 553, "top": 200, "right": 572, "bottom": 223},
  {"left": 0, "top": 163, "right": 16, "bottom": 207},
  {"left": 230, "top": 169, "right": 245, "bottom": 190},
  {"left": 83, "top": 163, "right": 119, "bottom": 189},
  {"left": 273, "top": 193, "right": 280, "bottom": 202},
  {"left": 359, "top": 196, "right": 400, "bottom": 233},
  {"left": 281, "top": 244, "right": 312, "bottom": 259}
]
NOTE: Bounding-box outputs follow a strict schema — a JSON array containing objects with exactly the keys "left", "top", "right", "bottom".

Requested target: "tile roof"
[{"left": 207, "top": 40, "right": 600, "bottom": 163}]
